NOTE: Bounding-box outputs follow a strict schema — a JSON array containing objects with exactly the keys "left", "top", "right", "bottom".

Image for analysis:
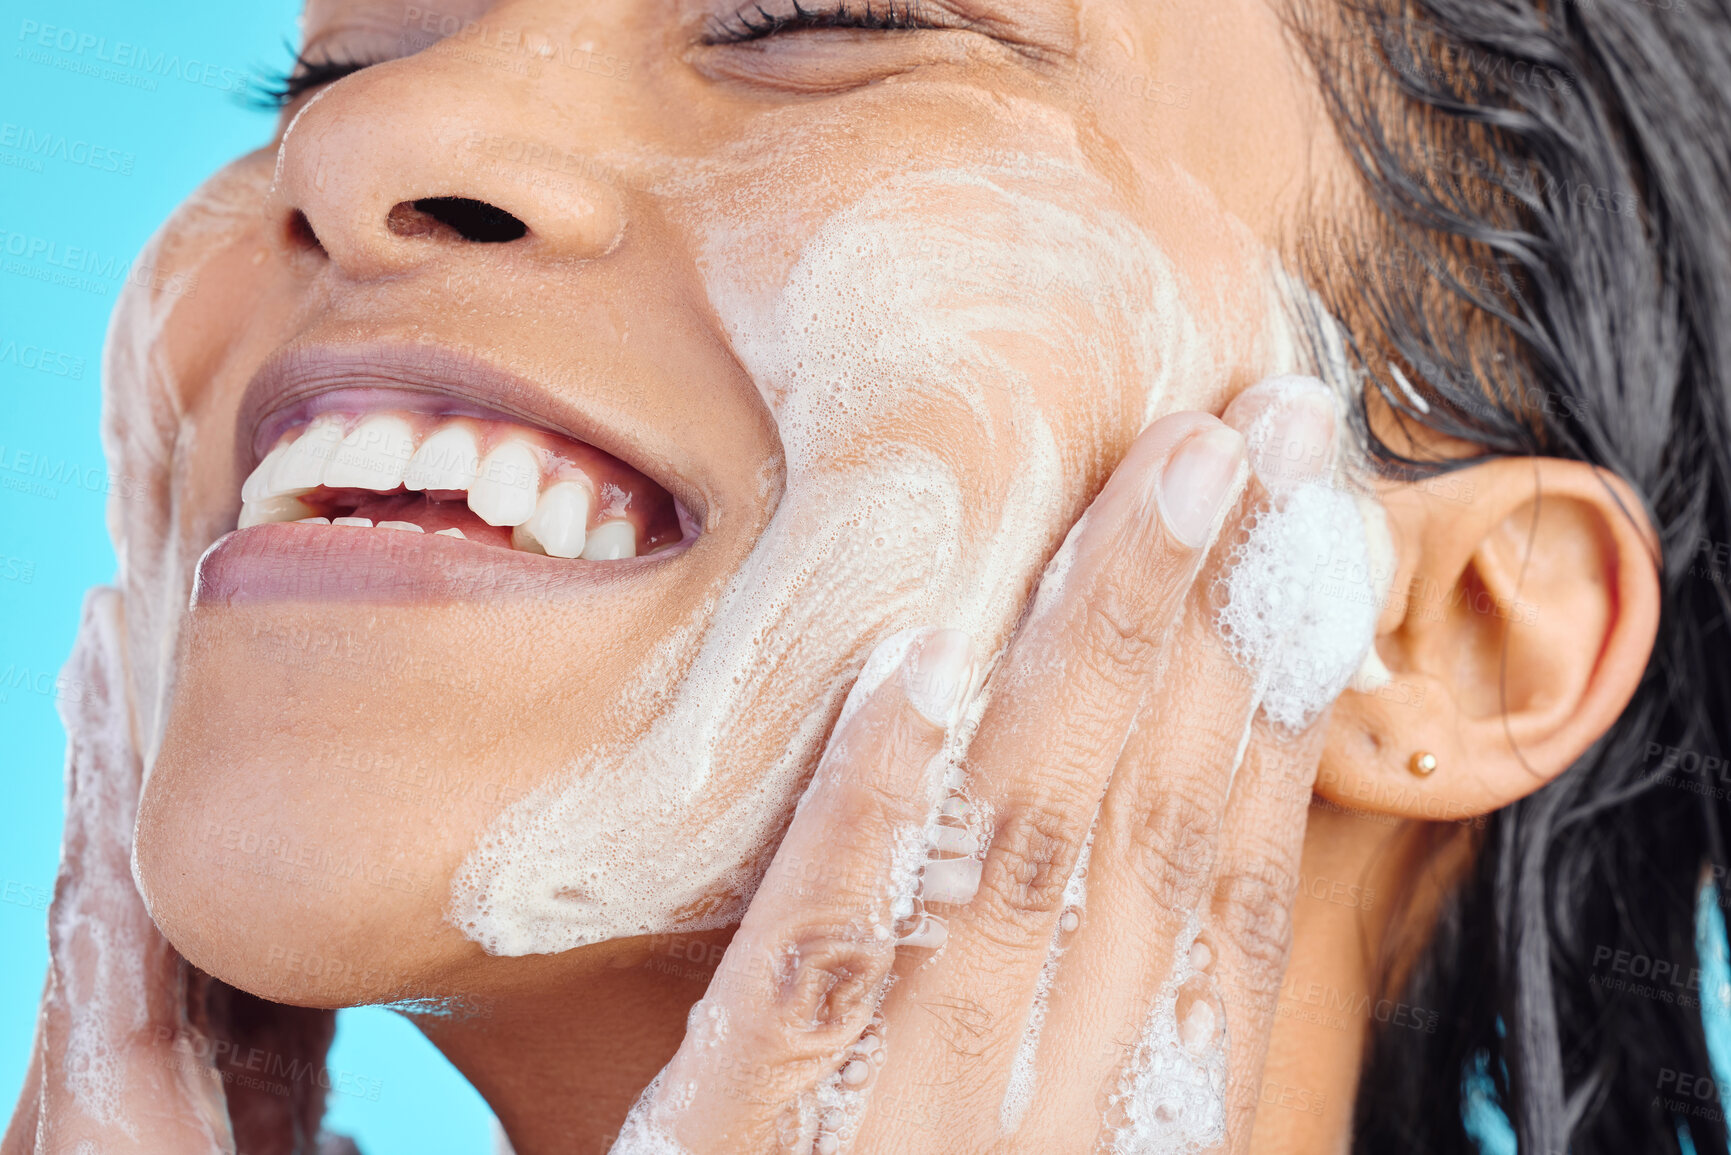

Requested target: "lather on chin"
[{"left": 6, "top": 0, "right": 1730, "bottom": 1153}]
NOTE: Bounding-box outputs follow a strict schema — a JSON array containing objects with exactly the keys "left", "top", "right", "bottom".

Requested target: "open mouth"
[
  {"left": 239, "top": 398, "right": 687, "bottom": 560},
  {"left": 200, "top": 344, "right": 718, "bottom": 604}
]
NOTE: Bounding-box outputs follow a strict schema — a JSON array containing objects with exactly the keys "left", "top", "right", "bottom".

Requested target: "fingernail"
[
  {"left": 1246, "top": 380, "right": 1337, "bottom": 492},
  {"left": 903, "top": 628, "right": 976, "bottom": 729},
  {"left": 1157, "top": 426, "right": 1247, "bottom": 548}
]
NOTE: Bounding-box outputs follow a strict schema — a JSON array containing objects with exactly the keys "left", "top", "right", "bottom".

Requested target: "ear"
[{"left": 1317, "top": 457, "right": 1660, "bottom": 820}]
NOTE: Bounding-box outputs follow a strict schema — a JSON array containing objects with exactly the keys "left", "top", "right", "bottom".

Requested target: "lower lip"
[{"left": 194, "top": 522, "right": 692, "bottom": 605}]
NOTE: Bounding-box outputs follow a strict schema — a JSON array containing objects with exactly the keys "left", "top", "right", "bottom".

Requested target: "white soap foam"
[
  {"left": 684, "top": 998, "right": 729, "bottom": 1050},
  {"left": 54, "top": 590, "right": 150, "bottom": 1134},
  {"left": 1000, "top": 818, "right": 1095, "bottom": 1133},
  {"left": 58, "top": 916, "right": 135, "bottom": 1129},
  {"left": 883, "top": 822, "right": 931, "bottom": 940},
  {"left": 1213, "top": 480, "right": 1380, "bottom": 731},
  {"left": 450, "top": 157, "right": 1211, "bottom": 954},
  {"left": 802, "top": 1018, "right": 888, "bottom": 1154},
  {"left": 610, "top": 1073, "right": 696, "bottom": 1155},
  {"left": 1254, "top": 278, "right": 1397, "bottom": 700},
  {"left": 1210, "top": 369, "right": 1389, "bottom": 733},
  {"left": 1107, "top": 917, "right": 1229, "bottom": 1155}
]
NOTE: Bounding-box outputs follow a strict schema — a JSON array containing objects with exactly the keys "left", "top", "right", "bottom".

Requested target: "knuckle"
[
  {"left": 1075, "top": 574, "right": 1169, "bottom": 677},
  {"left": 1127, "top": 788, "right": 1218, "bottom": 911},
  {"left": 770, "top": 931, "right": 891, "bottom": 1044},
  {"left": 839, "top": 696, "right": 941, "bottom": 768},
  {"left": 1211, "top": 858, "right": 1298, "bottom": 988},
  {"left": 973, "top": 802, "right": 1083, "bottom": 943}
]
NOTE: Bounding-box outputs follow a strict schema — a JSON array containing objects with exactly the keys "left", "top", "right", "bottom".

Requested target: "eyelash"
[
  {"left": 255, "top": 3, "right": 941, "bottom": 105},
  {"left": 704, "top": 1, "right": 939, "bottom": 46},
  {"left": 254, "top": 47, "right": 380, "bottom": 110}
]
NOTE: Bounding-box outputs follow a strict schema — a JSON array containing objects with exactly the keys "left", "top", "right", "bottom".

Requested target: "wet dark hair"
[{"left": 1291, "top": 0, "right": 1731, "bottom": 1150}]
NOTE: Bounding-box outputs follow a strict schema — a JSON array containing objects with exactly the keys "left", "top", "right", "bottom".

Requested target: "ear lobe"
[{"left": 1318, "top": 457, "right": 1660, "bottom": 820}]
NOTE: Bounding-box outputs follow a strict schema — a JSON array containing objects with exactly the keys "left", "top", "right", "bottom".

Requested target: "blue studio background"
[{"left": 0, "top": 3, "right": 498, "bottom": 1149}]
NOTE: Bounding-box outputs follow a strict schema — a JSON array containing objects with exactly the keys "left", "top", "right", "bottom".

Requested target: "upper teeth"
[
  {"left": 245, "top": 413, "right": 343, "bottom": 498},
  {"left": 238, "top": 411, "right": 644, "bottom": 559},
  {"left": 511, "top": 480, "right": 590, "bottom": 559},
  {"left": 468, "top": 440, "right": 541, "bottom": 527},
  {"left": 403, "top": 425, "right": 481, "bottom": 492},
  {"left": 322, "top": 414, "right": 417, "bottom": 491}
]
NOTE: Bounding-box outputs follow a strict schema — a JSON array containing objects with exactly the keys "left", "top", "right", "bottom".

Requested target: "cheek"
[
  {"left": 445, "top": 163, "right": 1207, "bottom": 957},
  {"left": 455, "top": 165, "right": 1214, "bottom": 943},
  {"left": 709, "top": 161, "right": 1219, "bottom": 606},
  {"left": 107, "top": 151, "right": 284, "bottom": 755}
]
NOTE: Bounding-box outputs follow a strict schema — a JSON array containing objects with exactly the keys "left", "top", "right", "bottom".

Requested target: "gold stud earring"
[{"left": 1409, "top": 751, "right": 1438, "bottom": 777}]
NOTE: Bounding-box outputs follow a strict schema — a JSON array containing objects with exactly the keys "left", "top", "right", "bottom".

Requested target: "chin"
[
  {"left": 134, "top": 805, "right": 443, "bottom": 1010},
  {"left": 133, "top": 762, "right": 463, "bottom": 1009},
  {"left": 134, "top": 608, "right": 533, "bottom": 1008}
]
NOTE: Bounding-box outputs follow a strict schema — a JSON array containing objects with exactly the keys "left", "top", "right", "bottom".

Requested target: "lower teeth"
[
  {"left": 303, "top": 515, "right": 458, "bottom": 538},
  {"left": 277, "top": 506, "right": 647, "bottom": 554}
]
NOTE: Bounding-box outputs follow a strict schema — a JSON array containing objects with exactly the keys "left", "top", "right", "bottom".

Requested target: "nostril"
[
  {"left": 287, "top": 210, "right": 325, "bottom": 254},
  {"left": 388, "top": 197, "right": 528, "bottom": 244}
]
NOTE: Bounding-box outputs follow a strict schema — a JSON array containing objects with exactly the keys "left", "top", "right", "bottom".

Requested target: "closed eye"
[
  {"left": 703, "top": 1, "right": 948, "bottom": 46},
  {"left": 253, "top": 46, "right": 383, "bottom": 110}
]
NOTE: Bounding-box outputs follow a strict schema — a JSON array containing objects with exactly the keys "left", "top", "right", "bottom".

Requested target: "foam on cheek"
[
  {"left": 450, "top": 162, "right": 1205, "bottom": 955},
  {"left": 449, "top": 468, "right": 962, "bottom": 955}
]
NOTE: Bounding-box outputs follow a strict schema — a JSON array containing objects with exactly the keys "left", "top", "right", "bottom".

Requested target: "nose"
[{"left": 270, "top": 58, "right": 627, "bottom": 278}]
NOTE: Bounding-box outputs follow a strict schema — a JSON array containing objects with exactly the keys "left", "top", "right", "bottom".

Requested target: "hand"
[
  {"left": 613, "top": 376, "right": 1353, "bottom": 1153},
  {"left": 3, "top": 589, "right": 347, "bottom": 1155}
]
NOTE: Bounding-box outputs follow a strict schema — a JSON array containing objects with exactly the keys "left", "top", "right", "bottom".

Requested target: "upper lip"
[{"left": 234, "top": 341, "right": 708, "bottom": 527}]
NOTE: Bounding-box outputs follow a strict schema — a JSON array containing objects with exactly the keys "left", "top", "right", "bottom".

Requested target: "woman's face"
[{"left": 124, "top": 0, "right": 1335, "bottom": 1002}]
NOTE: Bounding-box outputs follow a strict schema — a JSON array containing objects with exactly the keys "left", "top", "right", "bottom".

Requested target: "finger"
[
  {"left": 1201, "top": 379, "right": 1363, "bottom": 1152},
  {"left": 868, "top": 412, "right": 1250, "bottom": 1124},
  {"left": 1207, "top": 715, "right": 1328, "bottom": 1155},
  {"left": 1083, "top": 377, "right": 1356, "bottom": 1152},
  {"left": 619, "top": 627, "right": 977, "bottom": 1155},
  {"left": 1031, "top": 376, "right": 1344, "bottom": 1146},
  {"left": 1025, "top": 534, "right": 1268, "bottom": 1141},
  {"left": 29, "top": 588, "right": 236, "bottom": 1154}
]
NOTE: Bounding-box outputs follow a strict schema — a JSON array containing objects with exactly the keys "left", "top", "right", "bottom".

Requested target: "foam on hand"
[
  {"left": 610, "top": 1072, "right": 696, "bottom": 1155},
  {"left": 999, "top": 820, "right": 1094, "bottom": 1133},
  {"left": 1214, "top": 483, "right": 1379, "bottom": 731},
  {"left": 1213, "top": 376, "right": 1392, "bottom": 732},
  {"left": 1108, "top": 918, "right": 1229, "bottom": 1155}
]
